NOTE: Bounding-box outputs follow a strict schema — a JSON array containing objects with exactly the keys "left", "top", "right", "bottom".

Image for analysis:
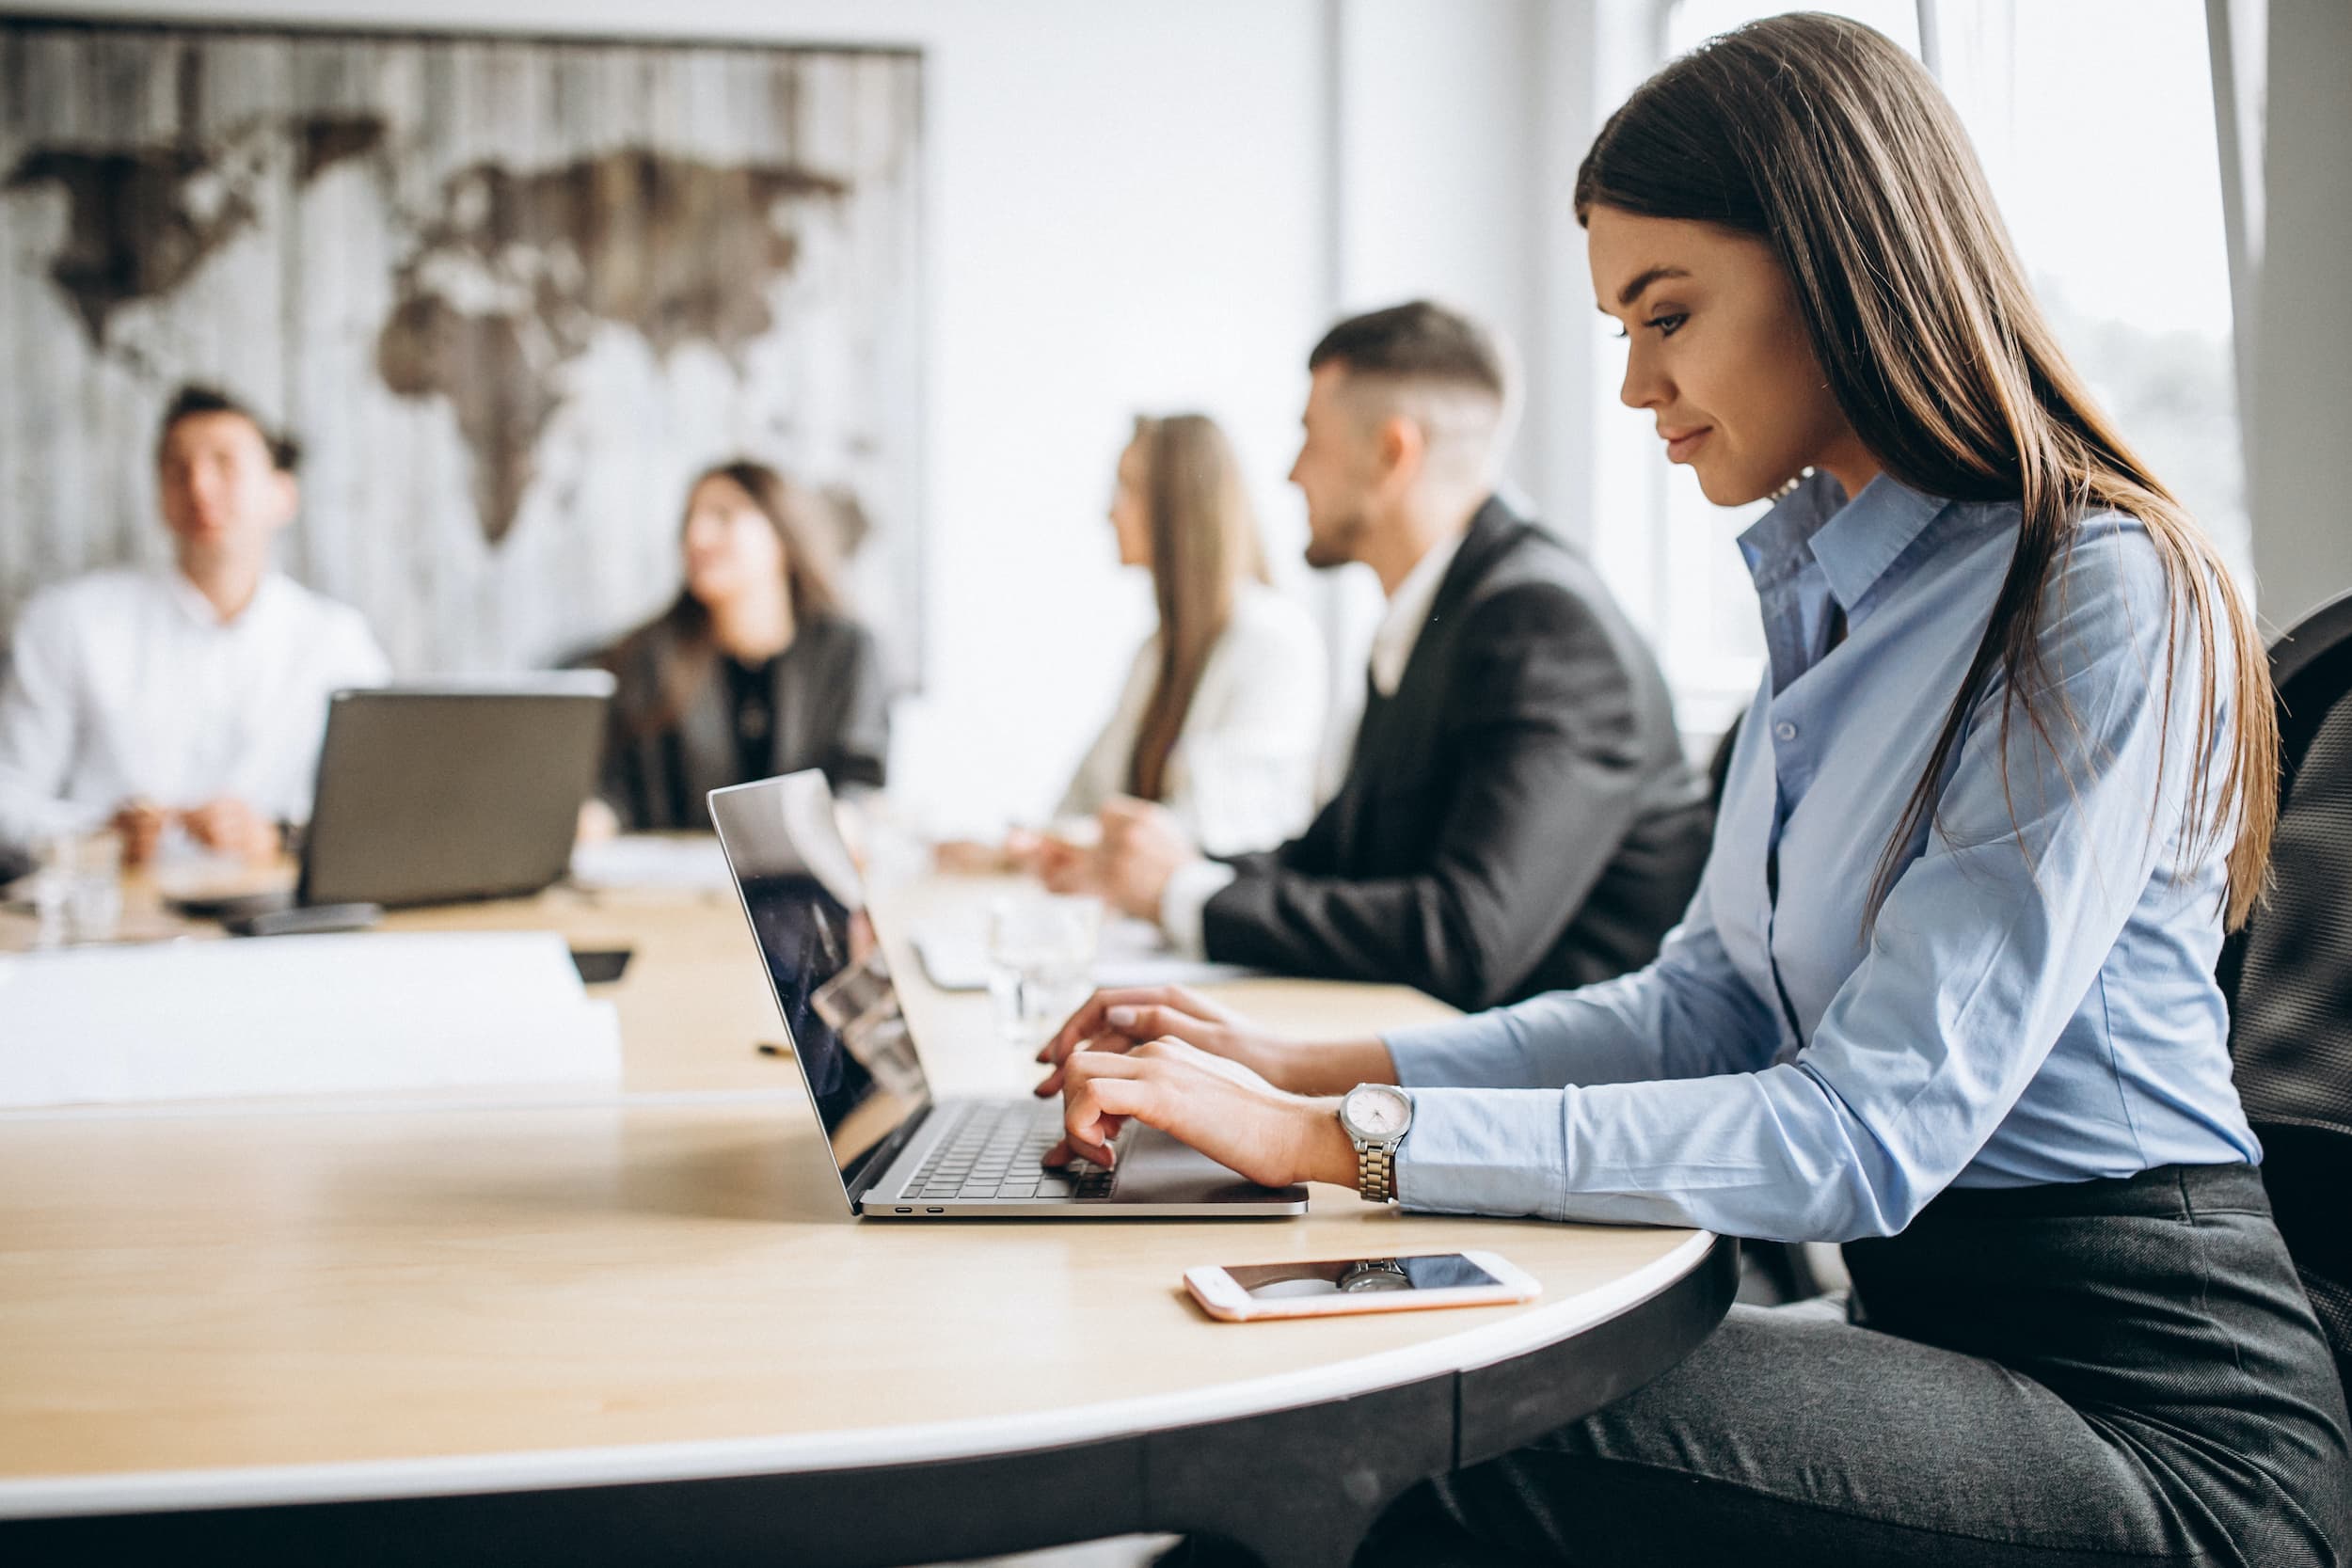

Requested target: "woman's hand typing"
[
  {"left": 1042, "top": 1035, "right": 1358, "bottom": 1190},
  {"left": 1035, "top": 985, "right": 1292, "bottom": 1095}
]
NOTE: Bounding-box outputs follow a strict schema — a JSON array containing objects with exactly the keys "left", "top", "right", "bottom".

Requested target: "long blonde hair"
[
  {"left": 1126, "top": 414, "right": 1270, "bottom": 803},
  {"left": 1575, "top": 13, "right": 2275, "bottom": 930}
]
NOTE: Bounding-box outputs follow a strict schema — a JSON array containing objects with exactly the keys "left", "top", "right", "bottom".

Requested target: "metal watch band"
[{"left": 1358, "top": 1141, "right": 1396, "bottom": 1205}]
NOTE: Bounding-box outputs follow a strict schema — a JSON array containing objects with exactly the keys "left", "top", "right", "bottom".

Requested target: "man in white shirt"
[
  {"left": 0, "top": 385, "right": 389, "bottom": 866},
  {"left": 1053, "top": 302, "right": 1710, "bottom": 1010}
]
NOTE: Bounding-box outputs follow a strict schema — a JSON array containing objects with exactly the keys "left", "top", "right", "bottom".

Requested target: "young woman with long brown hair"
[
  {"left": 588, "top": 460, "right": 887, "bottom": 832},
  {"left": 1034, "top": 15, "right": 2349, "bottom": 1563}
]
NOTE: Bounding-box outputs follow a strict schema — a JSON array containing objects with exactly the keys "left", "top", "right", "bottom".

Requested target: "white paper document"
[{"left": 0, "top": 931, "right": 621, "bottom": 1108}]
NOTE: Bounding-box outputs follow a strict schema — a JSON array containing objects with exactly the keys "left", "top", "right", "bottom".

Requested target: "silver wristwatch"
[{"left": 1338, "top": 1084, "right": 1414, "bottom": 1204}]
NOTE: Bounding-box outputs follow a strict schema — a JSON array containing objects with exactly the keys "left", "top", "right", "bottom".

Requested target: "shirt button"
[{"left": 1774, "top": 721, "right": 1798, "bottom": 741}]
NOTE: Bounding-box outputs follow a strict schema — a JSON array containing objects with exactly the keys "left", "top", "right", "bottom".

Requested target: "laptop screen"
[{"left": 708, "top": 773, "right": 932, "bottom": 1196}]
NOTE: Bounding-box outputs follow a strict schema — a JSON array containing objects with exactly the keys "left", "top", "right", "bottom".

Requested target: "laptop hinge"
[{"left": 844, "top": 1101, "right": 933, "bottom": 1212}]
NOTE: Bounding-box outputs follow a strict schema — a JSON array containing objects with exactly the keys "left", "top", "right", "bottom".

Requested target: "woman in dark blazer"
[{"left": 588, "top": 460, "right": 887, "bottom": 832}]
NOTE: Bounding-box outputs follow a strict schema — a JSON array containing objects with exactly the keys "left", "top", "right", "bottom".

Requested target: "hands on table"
[
  {"left": 934, "top": 817, "right": 1106, "bottom": 882},
  {"left": 111, "top": 796, "right": 281, "bottom": 865},
  {"left": 1031, "top": 984, "right": 1403, "bottom": 1190},
  {"left": 1031, "top": 798, "right": 1200, "bottom": 922}
]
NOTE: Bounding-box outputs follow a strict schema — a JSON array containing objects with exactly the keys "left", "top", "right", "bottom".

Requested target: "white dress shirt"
[
  {"left": 1057, "top": 580, "right": 1327, "bottom": 856},
  {"left": 0, "top": 566, "right": 390, "bottom": 854},
  {"left": 1160, "top": 525, "right": 1470, "bottom": 957},
  {"left": 1363, "top": 523, "right": 1470, "bottom": 703}
]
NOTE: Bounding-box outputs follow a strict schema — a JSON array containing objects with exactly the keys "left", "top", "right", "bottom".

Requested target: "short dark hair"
[
  {"left": 157, "top": 383, "right": 302, "bottom": 473},
  {"left": 1306, "top": 300, "right": 1506, "bottom": 402}
]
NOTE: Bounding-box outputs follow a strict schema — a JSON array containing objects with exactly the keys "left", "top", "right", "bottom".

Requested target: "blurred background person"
[
  {"left": 583, "top": 459, "right": 888, "bottom": 836},
  {"left": 1062, "top": 303, "right": 1711, "bottom": 1011},
  {"left": 0, "top": 384, "right": 389, "bottom": 868},
  {"left": 943, "top": 413, "right": 1325, "bottom": 870}
]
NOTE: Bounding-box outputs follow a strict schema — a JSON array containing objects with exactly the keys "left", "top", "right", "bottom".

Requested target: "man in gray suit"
[{"left": 1060, "top": 301, "right": 1710, "bottom": 1010}]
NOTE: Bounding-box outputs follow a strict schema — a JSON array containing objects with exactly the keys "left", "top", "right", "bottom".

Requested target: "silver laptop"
[
  {"left": 172, "top": 674, "right": 615, "bottom": 923},
  {"left": 708, "top": 771, "right": 1308, "bottom": 1219},
  {"left": 301, "top": 675, "right": 614, "bottom": 907}
]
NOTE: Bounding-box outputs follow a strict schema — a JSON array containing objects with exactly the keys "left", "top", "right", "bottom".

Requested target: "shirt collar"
[
  {"left": 161, "top": 564, "right": 285, "bottom": 631},
  {"left": 1369, "top": 522, "right": 1470, "bottom": 697},
  {"left": 1739, "top": 469, "right": 1950, "bottom": 612}
]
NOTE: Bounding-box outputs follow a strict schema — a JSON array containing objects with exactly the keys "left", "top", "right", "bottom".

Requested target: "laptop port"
[
  {"left": 926, "top": 1207, "right": 946, "bottom": 1213},
  {"left": 895, "top": 1206, "right": 913, "bottom": 1213}
]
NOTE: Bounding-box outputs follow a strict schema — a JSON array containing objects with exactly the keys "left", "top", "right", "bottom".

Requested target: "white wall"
[
  {"left": 1289, "top": 0, "right": 1627, "bottom": 710},
  {"left": 1321, "top": 0, "right": 1548, "bottom": 658},
  {"left": 8, "top": 0, "right": 1335, "bottom": 833},
  {"left": 2247, "top": 0, "right": 2352, "bottom": 633},
  {"left": 10, "top": 0, "right": 1616, "bottom": 828}
]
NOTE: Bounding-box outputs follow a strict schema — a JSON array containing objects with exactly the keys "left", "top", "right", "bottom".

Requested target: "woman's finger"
[
  {"left": 1163, "top": 983, "right": 1228, "bottom": 1021},
  {"left": 1069, "top": 1077, "right": 1154, "bottom": 1159},
  {"left": 1038, "top": 986, "right": 1190, "bottom": 1064},
  {"left": 1038, "top": 993, "right": 1116, "bottom": 1064},
  {"left": 1032, "top": 1030, "right": 1140, "bottom": 1098},
  {"left": 1060, "top": 1069, "right": 1153, "bottom": 1165},
  {"left": 1046, "top": 1110, "right": 1126, "bottom": 1170},
  {"left": 1102, "top": 1002, "right": 1217, "bottom": 1044}
]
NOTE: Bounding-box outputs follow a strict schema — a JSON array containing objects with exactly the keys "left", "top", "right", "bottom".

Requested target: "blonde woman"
[
  {"left": 1055, "top": 413, "right": 1324, "bottom": 852},
  {"left": 948, "top": 415, "right": 1325, "bottom": 869},
  {"left": 1043, "top": 17, "right": 2347, "bottom": 1564}
]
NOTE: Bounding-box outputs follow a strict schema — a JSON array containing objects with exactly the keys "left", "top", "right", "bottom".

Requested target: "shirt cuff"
[
  {"left": 1158, "top": 858, "right": 1239, "bottom": 960},
  {"left": 1393, "top": 1086, "right": 1570, "bottom": 1219},
  {"left": 2, "top": 795, "right": 111, "bottom": 856},
  {"left": 1382, "top": 1022, "right": 1479, "bottom": 1089}
]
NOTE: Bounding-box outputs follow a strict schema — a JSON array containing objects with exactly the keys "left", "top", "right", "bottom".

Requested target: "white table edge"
[{"left": 0, "top": 1231, "right": 1720, "bottom": 1522}]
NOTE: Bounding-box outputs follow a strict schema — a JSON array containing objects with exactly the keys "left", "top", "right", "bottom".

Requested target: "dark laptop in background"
[
  {"left": 709, "top": 770, "right": 1308, "bottom": 1219},
  {"left": 183, "top": 673, "right": 614, "bottom": 933}
]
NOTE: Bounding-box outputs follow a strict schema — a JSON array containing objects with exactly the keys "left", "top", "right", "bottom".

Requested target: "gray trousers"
[
  {"left": 1171, "top": 1165, "right": 2352, "bottom": 1567},
  {"left": 1362, "top": 1164, "right": 2352, "bottom": 1567}
]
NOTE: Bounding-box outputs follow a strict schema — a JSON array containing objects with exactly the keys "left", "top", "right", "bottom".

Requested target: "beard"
[{"left": 1302, "top": 504, "right": 1370, "bottom": 570}]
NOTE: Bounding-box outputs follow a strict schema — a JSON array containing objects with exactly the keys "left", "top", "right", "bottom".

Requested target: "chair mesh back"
[
  {"left": 2229, "top": 619, "right": 2352, "bottom": 1393},
  {"left": 2300, "top": 1273, "right": 2352, "bottom": 1397},
  {"left": 2233, "top": 689, "right": 2352, "bottom": 1134}
]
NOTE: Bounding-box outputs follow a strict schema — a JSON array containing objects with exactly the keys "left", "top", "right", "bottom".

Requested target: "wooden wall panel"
[{"left": 0, "top": 21, "right": 923, "bottom": 682}]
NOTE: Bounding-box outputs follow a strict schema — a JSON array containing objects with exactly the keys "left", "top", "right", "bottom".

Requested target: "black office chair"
[{"left": 2217, "top": 588, "right": 2352, "bottom": 1395}]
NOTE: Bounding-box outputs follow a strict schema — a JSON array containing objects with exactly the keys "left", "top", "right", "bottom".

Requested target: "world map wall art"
[{"left": 0, "top": 21, "right": 924, "bottom": 678}]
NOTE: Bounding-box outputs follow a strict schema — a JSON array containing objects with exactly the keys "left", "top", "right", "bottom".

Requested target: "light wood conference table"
[{"left": 0, "top": 861, "right": 1733, "bottom": 1567}]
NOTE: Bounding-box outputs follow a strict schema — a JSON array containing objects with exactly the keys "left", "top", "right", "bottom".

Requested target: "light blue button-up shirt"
[{"left": 1385, "top": 471, "right": 2258, "bottom": 1242}]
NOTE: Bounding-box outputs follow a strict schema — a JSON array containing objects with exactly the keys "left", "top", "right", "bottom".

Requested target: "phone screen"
[{"left": 1223, "top": 1253, "right": 1500, "bottom": 1300}]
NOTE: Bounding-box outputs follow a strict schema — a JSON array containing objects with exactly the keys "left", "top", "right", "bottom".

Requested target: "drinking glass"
[
  {"left": 29, "top": 829, "right": 124, "bottom": 947},
  {"left": 985, "top": 893, "right": 1102, "bottom": 1049}
]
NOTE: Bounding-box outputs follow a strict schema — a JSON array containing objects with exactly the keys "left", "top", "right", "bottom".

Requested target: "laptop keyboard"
[{"left": 901, "top": 1101, "right": 1117, "bottom": 1203}]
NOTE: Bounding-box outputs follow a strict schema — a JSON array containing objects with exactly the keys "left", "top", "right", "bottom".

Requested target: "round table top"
[{"left": 0, "top": 856, "right": 1712, "bottom": 1520}]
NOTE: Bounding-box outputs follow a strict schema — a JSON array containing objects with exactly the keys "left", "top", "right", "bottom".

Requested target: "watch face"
[
  {"left": 1339, "top": 1262, "right": 1413, "bottom": 1292},
  {"left": 1344, "top": 1085, "right": 1410, "bottom": 1140}
]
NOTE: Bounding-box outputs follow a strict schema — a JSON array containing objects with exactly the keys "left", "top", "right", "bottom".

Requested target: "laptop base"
[{"left": 857, "top": 1100, "right": 1309, "bottom": 1219}]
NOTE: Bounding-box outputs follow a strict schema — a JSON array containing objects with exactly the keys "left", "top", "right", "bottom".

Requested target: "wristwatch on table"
[
  {"left": 1337, "top": 1258, "right": 1413, "bottom": 1292},
  {"left": 1339, "top": 1083, "right": 1414, "bottom": 1205}
]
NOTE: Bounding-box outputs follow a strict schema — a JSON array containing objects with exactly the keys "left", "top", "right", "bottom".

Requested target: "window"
[
  {"left": 1926, "top": 2, "right": 2246, "bottom": 585},
  {"left": 1590, "top": 1, "right": 2244, "bottom": 751}
]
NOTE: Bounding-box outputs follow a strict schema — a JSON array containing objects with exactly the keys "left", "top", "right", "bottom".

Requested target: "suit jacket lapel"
[
  {"left": 1381, "top": 497, "right": 1523, "bottom": 738},
  {"left": 1329, "top": 671, "right": 1388, "bottom": 859},
  {"left": 1333, "top": 499, "right": 1523, "bottom": 859}
]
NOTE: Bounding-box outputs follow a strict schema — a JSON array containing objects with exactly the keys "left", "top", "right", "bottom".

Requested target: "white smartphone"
[{"left": 1184, "top": 1250, "right": 1540, "bottom": 1322}]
